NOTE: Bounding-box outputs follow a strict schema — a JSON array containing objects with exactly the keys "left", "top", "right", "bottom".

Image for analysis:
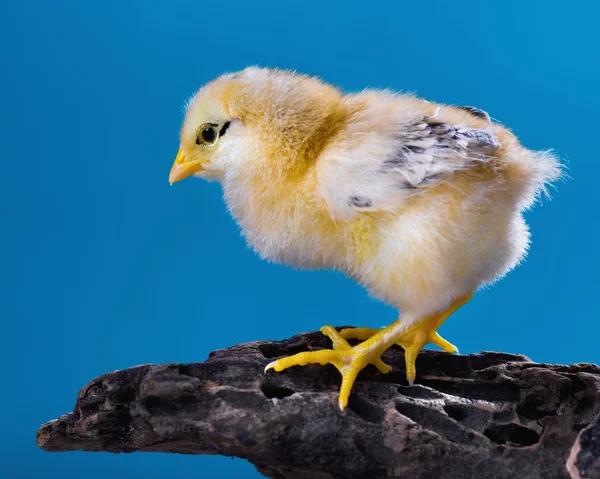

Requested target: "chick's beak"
[{"left": 169, "top": 149, "right": 204, "bottom": 185}]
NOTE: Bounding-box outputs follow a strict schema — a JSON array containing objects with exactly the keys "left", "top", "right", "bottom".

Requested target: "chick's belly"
[
  {"left": 247, "top": 228, "right": 337, "bottom": 270},
  {"left": 262, "top": 244, "right": 328, "bottom": 270},
  {"left": 355, "top": 213, "right": 522, "bottom": 317},
  {"left": 356, "top": 239, "right": 460, "bottom": 317}
]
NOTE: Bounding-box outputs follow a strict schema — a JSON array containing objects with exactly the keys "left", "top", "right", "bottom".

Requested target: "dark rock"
[
  {"left": 568, "top": 415, "right": 600, "bottom": 479},
  {"left": 37, "top": 329, "right": 600, "bottom": 479}
]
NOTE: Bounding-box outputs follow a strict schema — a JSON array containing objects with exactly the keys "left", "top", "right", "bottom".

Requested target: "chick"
[{"left": 169, "top": 67, "right": 561, "bottom": 410}]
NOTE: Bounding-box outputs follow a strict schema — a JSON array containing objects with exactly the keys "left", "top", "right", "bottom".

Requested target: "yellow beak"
[{"left": 169, "top": 149, "right": 204, "bottom": 185}]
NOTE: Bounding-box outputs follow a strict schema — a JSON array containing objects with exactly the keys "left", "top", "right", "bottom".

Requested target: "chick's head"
[{"left": 169, "top": 67, "right": 344, "bottom": 184}]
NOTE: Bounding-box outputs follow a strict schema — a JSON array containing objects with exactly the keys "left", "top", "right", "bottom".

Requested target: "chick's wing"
[{"left": 317, "top": 115, "right": 501, "bottom": 219}]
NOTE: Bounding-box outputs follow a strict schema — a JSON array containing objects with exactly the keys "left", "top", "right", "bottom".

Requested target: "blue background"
[{"left": 2, "top": 1, "right": 598, "bottom": 477}]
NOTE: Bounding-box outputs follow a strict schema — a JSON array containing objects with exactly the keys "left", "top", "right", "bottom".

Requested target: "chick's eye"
[{"left": 196, "top": 124, "right": 218, "bottom": 146}]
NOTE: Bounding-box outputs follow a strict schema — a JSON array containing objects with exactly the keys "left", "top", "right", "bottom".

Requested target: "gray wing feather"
[
  {"left": 319, "top": 116, "right": 502, "bottom": 219},
  {"left": 380, "top": 119, "right": 501, "bottom": 189},
  {"left": 455, "top": 106, "right": 492, "bottom": 122}
]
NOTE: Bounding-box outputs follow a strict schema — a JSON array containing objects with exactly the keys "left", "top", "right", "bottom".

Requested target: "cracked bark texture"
[{"left": 37, "top": 329, "right": 600, "bottom": 479}]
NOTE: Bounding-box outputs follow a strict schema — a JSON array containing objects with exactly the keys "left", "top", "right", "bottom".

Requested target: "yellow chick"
[{"left": 169, "top": 67, "right": 561, "bottom": 410}]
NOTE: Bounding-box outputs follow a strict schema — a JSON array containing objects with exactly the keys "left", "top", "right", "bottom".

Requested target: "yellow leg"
[
  {"left": 339, "top": 323, "right": 460, "bottom": 354},
  {"left": 342, "top": 293, "right": 472, "bottom": 383},
  {"left": 265, "top": 293, "right": 473, "bottom": 410},
  {"left": 401, "top": 293, "right": 472, "bottom": 383}
]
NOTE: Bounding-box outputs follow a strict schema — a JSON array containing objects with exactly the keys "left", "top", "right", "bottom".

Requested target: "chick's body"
[{"left": 170, "top": 68, "right": 560, "bottom": 409}]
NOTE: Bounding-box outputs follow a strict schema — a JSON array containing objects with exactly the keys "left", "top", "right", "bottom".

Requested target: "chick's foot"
[
  {"left": 338, "top": 324, "right": 457, "bottom": 386},
  {"left": 265, "top": 326, "right": 392, "bottom": 411},
  {"left": 339, "top": 326, "right": 458, "bottom": 355},
  {"left": 335, "top": 293, "right": 473, "bottom": 385},
  {"left": 396, "top": 293, "right": 473, "bottom": 384},
  {"left": 265, "top": 294, "right": 473, "bottom": 409}
]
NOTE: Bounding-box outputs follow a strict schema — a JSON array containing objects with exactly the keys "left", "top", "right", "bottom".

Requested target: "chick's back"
[{"left": 313, "top": 91, "right": 560, "bottom": 316}]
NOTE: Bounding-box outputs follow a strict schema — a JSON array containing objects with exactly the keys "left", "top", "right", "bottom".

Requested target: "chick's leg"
[
  {"left": 339, "top": 327, "right": 458, "bottom": 353},
  {"left": 265, "top": 293, "right": 473, "bottom": 410},
  {"left": 338, "top": 300, "right": 466, "bottom": 355},
  {"left": 396, "top": 293, "right": 473, "bottom": 384}
]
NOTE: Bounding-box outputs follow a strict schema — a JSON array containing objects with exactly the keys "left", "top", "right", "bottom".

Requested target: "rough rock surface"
[
  {"left": 37, "top": 329, "right": 600, "bottom": 479},
  {"left": 567, "top": 415, "right": 600, "bottom": 479}
]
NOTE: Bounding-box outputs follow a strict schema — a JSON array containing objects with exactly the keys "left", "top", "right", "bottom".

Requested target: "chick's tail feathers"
[{"left": 516, "top": 147, "right": 564, "bottom": 211}]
